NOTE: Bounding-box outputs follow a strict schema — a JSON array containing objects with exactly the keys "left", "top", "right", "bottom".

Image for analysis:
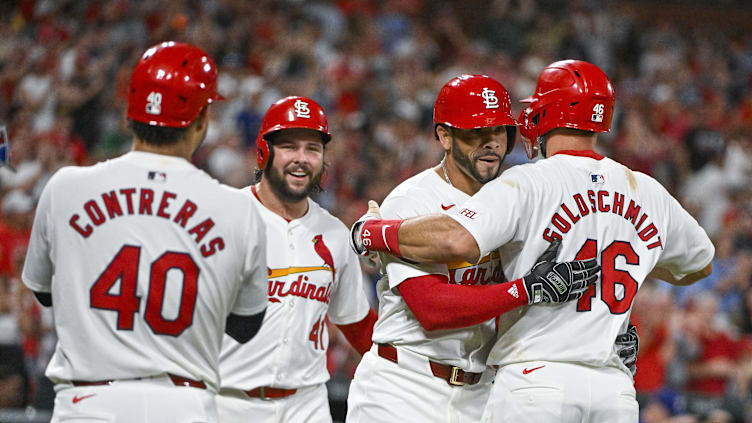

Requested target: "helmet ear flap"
[
  {"left": 256, "top": 135, "right": 271, "bottom": 169},
  {"left": 519, "top": 107, "right": 541, "bottom": 159}
]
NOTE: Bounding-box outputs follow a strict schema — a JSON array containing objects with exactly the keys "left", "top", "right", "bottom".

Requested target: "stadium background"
[{"left": 1, "top": 0, "right": 752, "bottom": 422}]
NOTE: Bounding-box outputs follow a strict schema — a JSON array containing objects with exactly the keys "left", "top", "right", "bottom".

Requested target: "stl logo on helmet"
[
  {"left": 145, "top": 91, "right": 162, "bottom": 115},
  {"left": 481, "top": 87, "right": 499, "bottom": 109},
  {"left": 293, "top": 99, "right": 311, "bottom": 118}
]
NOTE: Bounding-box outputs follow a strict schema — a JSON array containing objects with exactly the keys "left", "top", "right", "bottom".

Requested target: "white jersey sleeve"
[
  {"left": 653, "top": 183, "right": 714, "bottom": 279},
  {"left": 231, "top": 199, "right": 269, "bottom": 316},
  {"left": 448, "top": 166, "right": 531, "bottom": 258},
  {"left": 22, "top": 169, "right": 56, "bottom": 292},
  {"left": 381, "top": 193, "right": 447, "bottom": 288}
]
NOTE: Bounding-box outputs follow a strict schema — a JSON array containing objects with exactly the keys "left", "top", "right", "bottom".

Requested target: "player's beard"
[
  {"left": 451, "top": 139, "right": 504, "bottom": 183},
  {"left": 265, "top": 161, "right": 324, "bottom": 203}
]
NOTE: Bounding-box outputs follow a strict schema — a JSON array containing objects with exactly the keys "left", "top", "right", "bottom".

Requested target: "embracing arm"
[
  {"left": 355, "top": 204, "right": 480, "bottom": 264},
  {"left": 397, "top": 215, "right": 480, "bottom": 264},
  {"left": 399, "top": 275, "right": 527, "bottom": 331}
]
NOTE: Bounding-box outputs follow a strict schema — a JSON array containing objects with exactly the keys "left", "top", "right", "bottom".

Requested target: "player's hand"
[
  {"left": 615, "top": 322, "right": 639, "bottom": 377},
  {"left": 521, "top": 239, "right": 600, "bottom": 305},
  {"left": 349, "top": 200, "right": 381, "bottom": 264}
]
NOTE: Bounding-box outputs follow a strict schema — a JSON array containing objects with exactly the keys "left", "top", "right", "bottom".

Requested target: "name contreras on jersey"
[
  {"left": 68, "top": 187, "right": 225, "bottom": 257},
  {"left": 542, "top": 189, "right": 663, "bottom": 250}
]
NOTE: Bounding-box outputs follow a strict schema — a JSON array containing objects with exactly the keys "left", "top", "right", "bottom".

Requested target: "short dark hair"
[{"left": 128, "top": 120, "right": 192, "bottom": 146}]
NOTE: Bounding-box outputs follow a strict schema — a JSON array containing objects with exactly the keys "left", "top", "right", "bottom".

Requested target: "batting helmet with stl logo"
[
  {"left": 518, "top": 60, "right": 615, "bottom": 159},
  {"left": 433, "top": 74, "right": 517, "bottom": 154},
  {"left": 127, "top": 41, "right": 223, "bottom": 128},
  {"left": 256, "top": 96, "right": 331, "bottom": 169}
]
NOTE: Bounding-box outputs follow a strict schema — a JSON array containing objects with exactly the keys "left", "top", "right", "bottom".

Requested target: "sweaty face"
[
  {"left": 265, "top": 128, "right": 325, "bottom": 203},
  {"left": 450, "top": 126, "right": 507, "bottom": 183}
]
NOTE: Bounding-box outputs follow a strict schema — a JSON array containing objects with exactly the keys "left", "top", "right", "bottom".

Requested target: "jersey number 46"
[
  {"left": 574, "top": 239, "right": 638, "bottom": 314},
  {"left": 90, "top": 245, "right": 198, "bottom": 336}
]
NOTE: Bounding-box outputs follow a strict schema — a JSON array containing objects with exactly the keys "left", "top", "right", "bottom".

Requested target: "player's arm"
[
  {"left": 225, "top": 310, "right": 266, "bottom": 343},
  {"left": 399, "top": 240, "right": 599, "bottom": 331},
  {"left": 352, "top": 173, "right": 527, "bottom": 264},
  {"left": 336, "top": 309, "right": 378, "bottom": 356},
  {"left": 227, "top": 198, "right": 270, "bottom": 343},
  {"left": 648, "top": 262, "right": 713, "bottom": 286},
  {"left": 352, "top": 203, "right": 481, "bottom": 263},
  {"left": 650, "top": 182, "right": 715, "bottom": 286},
  {"left": 22, "top": 171, "right": 57, "bottom": 303}
]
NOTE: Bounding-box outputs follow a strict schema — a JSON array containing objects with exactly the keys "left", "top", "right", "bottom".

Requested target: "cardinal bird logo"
[{"left": 312, "top": 235, "right": 335, "bottom": 280}]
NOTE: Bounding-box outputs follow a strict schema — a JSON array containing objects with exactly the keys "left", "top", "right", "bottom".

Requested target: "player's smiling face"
[
  {"left": 265, "top": 128, "right": 325, "bottom": 203},
  {"left": 451, "top": 126, "right": 507, "bottom": 184}
]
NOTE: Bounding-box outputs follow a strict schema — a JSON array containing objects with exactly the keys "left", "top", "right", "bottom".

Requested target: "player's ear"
[
  {"left": 435, "top": 125, "right": 453, "bottom": 152},
  {"left": 194, "top": 106, "right": 209, "bottom": 133}
]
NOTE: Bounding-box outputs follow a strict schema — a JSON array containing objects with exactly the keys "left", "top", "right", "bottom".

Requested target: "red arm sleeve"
[
  {"left": 398, "top": 275, "right": 528, "bottom": 332},
  {"left": 336, "top": 308, "right": 378, "bottom": 356}
]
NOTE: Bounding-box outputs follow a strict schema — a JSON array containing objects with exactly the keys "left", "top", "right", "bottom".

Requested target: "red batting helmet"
[
  {"left": 518, "top": 60, "right": 614, "bottom": 159},
  {"left": 433, "top": 74, "right": 517, "bottom": 154},
  {"left": 256, "top": 96, "right": 331, "bottom": 169},
  {"left": 127, "top": 41, "right": 223, "bottom": 128}
]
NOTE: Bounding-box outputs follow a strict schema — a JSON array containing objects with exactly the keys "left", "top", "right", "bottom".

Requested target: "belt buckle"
[
  {"left": 259, "top": 387, "right": 272, "bottom": 401},
  {"left": 449, "top": 366, "right": 465, "bottom": 386}
]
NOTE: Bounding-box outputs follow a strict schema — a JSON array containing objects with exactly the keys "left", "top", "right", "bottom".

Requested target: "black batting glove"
[
  {"left": 522, "top": 239, "right": 600, "bottom": 305},
  {"left": 615, "top": 322, "right": 639, "bottom": 376}
]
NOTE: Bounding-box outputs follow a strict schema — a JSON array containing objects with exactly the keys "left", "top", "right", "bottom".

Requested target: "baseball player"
[
  {"left": 216, "top": 96, "right": 377, "bottom": 423},
  {"left": 351, "top": 60, "right": 714, "bottom": 422},
  {"left": 21, "top": 42, "right": 269, "bottom": 422},
  {"left": 346, "top": 74, "right": 603, "bottom": 423}
]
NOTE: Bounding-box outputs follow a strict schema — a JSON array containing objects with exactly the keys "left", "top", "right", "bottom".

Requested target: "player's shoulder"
[
  {"left": 494, "top": 161, "right": 541, "bottom": 188},
  {"left": 45, "top": 161, "right": 109, "bottom": 186},
  {"left": 305, "top": 198, "right": 349, "bottom": 233},
  {"left": 604, "top": 157, "right": 672, "bottom": 196},
  {"left": 382, "top": 169, "right": 442, "bottom": 209}
]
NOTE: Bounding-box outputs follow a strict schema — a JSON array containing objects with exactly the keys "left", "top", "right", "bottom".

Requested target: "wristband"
[{"left": 360, "top": 219, "right": 403, "bottom": 256}]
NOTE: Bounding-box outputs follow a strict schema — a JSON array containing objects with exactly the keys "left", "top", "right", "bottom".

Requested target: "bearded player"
[
  {"left": 351, "top": 61, "right": 714, "bottom": 422},
  {"left": 346, "top": 75, "right": 613, "bottom": 423},
  {"left": 216, "top": 96, "right": 377, "bottom": 423},
  {"left": 22, "top": 42, "right": 268, "bottom": 422}
]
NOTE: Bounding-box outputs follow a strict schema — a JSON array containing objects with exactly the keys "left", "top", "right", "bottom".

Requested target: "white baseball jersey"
[
  {"left": 450, "top": 151, "right": 714, "bottom": 372},
  {"left": 372, "top": 169, "right": 503, "bottom": 373},
  {"left": 22, "top": 151, "right": 268, "bottom": 392},
  {"left": 219, "top": 185, "right": 371, "bottom": 390}
]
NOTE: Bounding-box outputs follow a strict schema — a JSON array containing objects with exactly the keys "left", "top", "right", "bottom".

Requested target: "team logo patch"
[
  {"left": 591, "top": 174, "right": 605, "bottom": 184},
  {"left": 294, "top": 99, "right": 311, "bottom": 118},
  {"left": 481, "top": 87, "right": 499, "bottom": 109},
  {"left": 148, "top": 171, "right": 167, "bottom": 182},
  {"left": 507, "top": 284, "right": 519, "bottom": 298}
]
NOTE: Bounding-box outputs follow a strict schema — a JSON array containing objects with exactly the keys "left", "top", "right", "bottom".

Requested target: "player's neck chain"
[{"left": 441, "top": 156, "right": 453, "bottom": 187}]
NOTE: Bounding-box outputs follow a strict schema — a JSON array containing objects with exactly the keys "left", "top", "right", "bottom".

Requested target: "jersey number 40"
[
  {"left": 574, "top": 239, "right": 638, "bottom": 314},
  {"left": 90, "top": 245, "right": 198, "bottom": 336}
]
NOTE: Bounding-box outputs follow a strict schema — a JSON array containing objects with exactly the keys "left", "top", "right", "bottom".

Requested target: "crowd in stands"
[{"left": 1, "top": 0, "right": 751, "bottom": 421}]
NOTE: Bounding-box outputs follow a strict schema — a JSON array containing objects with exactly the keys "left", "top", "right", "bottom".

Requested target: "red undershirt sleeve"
[
  {"left": 398, "top": 274, "right": 529, "bottom": 332},
  {"left": 336, "top": 308, "right": 378, "bottom": 356}
]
